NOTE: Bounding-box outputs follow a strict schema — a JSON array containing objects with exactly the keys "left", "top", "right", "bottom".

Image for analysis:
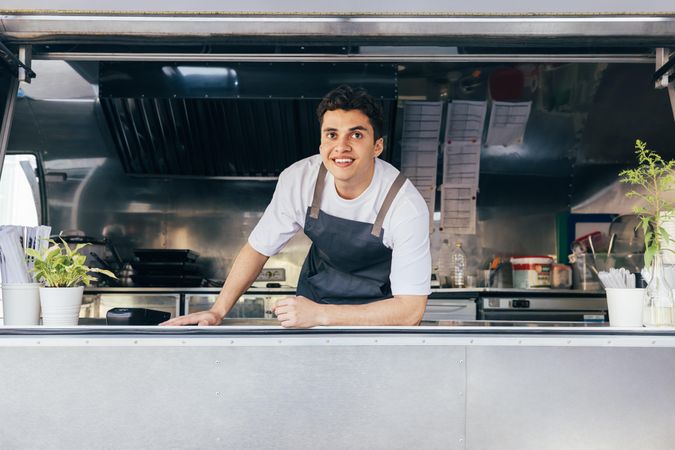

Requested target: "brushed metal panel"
[
  {"left": 466, "top": 345, "right": 675, "bottom": 450},
  {"left": 1, "top": 0, "right": 675, "bottom": 14},
  {"left": 0, "top": 343, "right": 466, "bottom": 450}
]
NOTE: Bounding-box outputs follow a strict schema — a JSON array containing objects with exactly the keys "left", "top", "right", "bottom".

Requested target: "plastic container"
[
  {"left": 437, "top": 239, "right": 452, "bottom": 287},
  {"left": 451, "top": 241, "right": 466, "bottom": 288},
  {"left": 510, "top": 256, "right": 553, "bottom": 289},
  {"left": 551, "top": 264, "right": 573, "bottom": 289}
]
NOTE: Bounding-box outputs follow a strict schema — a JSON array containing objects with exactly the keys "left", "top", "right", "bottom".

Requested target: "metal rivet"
[
  {"left": 518, "top": 340, "right": 522, "bottom": 344},
  {"left": 181, "top": 340, "right": 186, "bottom": 344},
  {"left": 374, "top": 339, "right": 378, "bottom": 343},
  {"left": 215, "top": 360, "right": 220, "bottom": 364},
  {"left": 325, "top": 339, "right": 330, "bottom": 344},
  {"left": 278, "top": 340, "right": 282, "bottom": 344},
  {"left": 216, "top": 391, "right": 221, "bottom": 396},
  {"left": 422, "top": 340, "right": 426, "bottom": 344},
  {"left": 459, "top": 360, "right": 464, "bottom": 364},
  {"left": 134, "top": 340, "right": 138, "bottom": 344},
  {"left": 607, "top": 341, "right": 612, "bottom": 344},
  {"left": 469, "top": 339, "right": 474, "bottom": 344},
  {"left": 652, "top": 340, "right": 657, "bottom": 344},
  {"left": 567, "top": 340, "right": 572, "bottom": 344},
  {"left": 230, "top": 340, "right": 234, "bottom": 344}
]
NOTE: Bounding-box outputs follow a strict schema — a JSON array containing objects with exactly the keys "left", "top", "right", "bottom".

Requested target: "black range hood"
[{"left": 99, "top": 62, "right": 397, "bottom": 177}]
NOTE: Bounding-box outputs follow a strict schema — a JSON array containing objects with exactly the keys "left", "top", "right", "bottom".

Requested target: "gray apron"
[{"left": 296, "top": 163, "right": 407, "bottom": 304}]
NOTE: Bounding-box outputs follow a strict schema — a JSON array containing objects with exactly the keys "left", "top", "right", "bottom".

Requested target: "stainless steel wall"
[{"left": 6, "top": 58, "right": 675, "bottom": 285}]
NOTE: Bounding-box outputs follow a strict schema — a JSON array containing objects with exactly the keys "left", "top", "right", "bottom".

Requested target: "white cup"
[
  {"left": 605, "top": 288, "right": 645, "bottom": 327},
  {"left": 1, "top": 283, "right": 42, "bottom": 326}
]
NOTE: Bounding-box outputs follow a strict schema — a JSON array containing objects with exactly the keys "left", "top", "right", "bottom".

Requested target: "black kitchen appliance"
[
  {"left": 131, "top": 248, "right": 205, "bottom": 287},
  {"left": 478, "top": 296, "right": 607, "bottom": 322},
  {"left": 106, "top": 307, "right": 171, "bottom": 325}
]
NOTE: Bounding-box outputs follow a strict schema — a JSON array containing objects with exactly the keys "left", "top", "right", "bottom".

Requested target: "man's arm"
[
  {"left": 272, "top": 294, "right": 428, "bottom": 328},
  {"left": 161, "top": 243, "right": 268, "bottom": 325}
]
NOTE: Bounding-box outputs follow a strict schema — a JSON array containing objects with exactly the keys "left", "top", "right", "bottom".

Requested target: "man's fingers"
[{"left": 160, "top": 313, "right": 213, "bottom": 326}]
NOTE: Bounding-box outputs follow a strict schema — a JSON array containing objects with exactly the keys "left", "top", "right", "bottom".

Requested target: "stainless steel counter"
[{"left": 1, "top": 324, "right": 674, "bottom": 449}]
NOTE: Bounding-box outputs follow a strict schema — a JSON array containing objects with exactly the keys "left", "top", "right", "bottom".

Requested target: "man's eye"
[
  {"left": 352, "top": 132, "right": 363, "bottom": 139},
  {"left": 326, "top": 132, "right": 337, "bottom": 139}
]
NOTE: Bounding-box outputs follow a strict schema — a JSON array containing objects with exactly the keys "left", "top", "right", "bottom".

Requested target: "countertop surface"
[
  {"left": 3, "top": 320, "right": 675, "bottom": 336},
  {"left": 83, "top": 286, "right": 606, "bottom": 297}
]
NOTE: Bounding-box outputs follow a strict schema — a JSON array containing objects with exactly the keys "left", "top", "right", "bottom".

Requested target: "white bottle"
[{"left": 451, "top": 240, "right": 466, "bottom": 288}]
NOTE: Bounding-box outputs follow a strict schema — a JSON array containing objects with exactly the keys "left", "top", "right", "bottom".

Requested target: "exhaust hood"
[{"left": 98, "top": 62, "right": 397, "bottom": 177}]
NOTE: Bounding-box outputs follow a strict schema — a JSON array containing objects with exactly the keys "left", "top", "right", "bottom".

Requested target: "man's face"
[{"left": 319, "top": 109, "right": 384, "bottom": 199}]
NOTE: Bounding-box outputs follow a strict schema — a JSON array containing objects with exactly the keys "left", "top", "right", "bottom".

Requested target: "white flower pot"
[
  {"left": 39, "top": 286, "right": 84, "bottom": 327},
  {"left": 605, "top": 288, "right": 645, "bottom": 327},
  {"left": 1, "top": 283, "right": 42, "bottom": 326}
]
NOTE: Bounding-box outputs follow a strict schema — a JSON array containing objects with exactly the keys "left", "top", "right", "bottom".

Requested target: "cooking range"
[{"left": 478, "top": 294, "right": 607, "bottom": 322}]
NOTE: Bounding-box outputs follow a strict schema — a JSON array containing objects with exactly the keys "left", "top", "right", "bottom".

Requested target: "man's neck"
[{"left": 334, "top": 165, "right": 375, "bottom": 200}]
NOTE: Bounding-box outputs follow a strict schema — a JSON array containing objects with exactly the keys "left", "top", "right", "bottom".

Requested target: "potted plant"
[
  {"left": 26, "top": 238, "right": 116, "bottom": 326},
  {"left": 619, "top": 139, "right": 675, "bottom": 327}
]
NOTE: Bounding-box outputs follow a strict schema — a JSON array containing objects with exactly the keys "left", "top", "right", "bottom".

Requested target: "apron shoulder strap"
[
  {"left": 309, "top": 163, "right": 328, "bottom": 219},
  {"left": 371, "top": 173, "right": 408, "bottom": 237}
]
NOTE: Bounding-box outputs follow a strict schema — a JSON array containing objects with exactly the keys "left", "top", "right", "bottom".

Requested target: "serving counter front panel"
[{"left": 1, "top": 327, "right": 674, "bottom": 449}]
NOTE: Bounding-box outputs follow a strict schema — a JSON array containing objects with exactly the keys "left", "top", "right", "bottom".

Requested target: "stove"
[{"left": 478, "top": 296, "right": 607, "bottom": 322}]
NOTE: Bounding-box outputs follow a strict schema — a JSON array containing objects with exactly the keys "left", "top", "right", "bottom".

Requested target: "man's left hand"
[{"left": 272, "top": 296, "right": 326, "bottom": 328}]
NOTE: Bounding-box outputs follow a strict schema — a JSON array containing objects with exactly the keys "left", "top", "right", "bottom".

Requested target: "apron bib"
[{"left": 296, "top": 163, "right": 407, "bottom": 304}]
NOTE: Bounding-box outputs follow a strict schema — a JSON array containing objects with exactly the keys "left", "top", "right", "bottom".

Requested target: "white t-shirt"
[{"left": 249, "top": 154, "right": 431, "bottom": 296}]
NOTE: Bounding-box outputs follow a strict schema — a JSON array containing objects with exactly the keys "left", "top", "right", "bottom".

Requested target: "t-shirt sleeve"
[
  {"left": 248, "top": 170, "right": 303, "bottom": 257},
  {"left": 389, "top": 195, "right": 432, "bottom": 296}
]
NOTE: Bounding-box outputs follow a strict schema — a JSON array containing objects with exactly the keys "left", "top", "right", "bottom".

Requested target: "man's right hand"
[{"left": 160, "top": 310, "right": 223, "bottom": 326}]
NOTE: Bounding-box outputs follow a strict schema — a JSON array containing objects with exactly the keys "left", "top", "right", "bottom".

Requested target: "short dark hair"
[{"left": 316, "top": 85, "right": 384, "bottom": 141}]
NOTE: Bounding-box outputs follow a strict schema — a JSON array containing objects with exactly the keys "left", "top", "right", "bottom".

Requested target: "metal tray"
[{"left": 133, "top": 249, "right": 200, "bottom": 263}]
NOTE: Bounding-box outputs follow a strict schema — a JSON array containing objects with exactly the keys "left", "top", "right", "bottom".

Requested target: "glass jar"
[{"left": 643, "top": 251, "right": 674, "bottom": 327}]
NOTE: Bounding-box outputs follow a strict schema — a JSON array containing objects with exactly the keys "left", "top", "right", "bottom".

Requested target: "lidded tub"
[{"left": 510, "top": 256, "right": 554, "bottom": 289}]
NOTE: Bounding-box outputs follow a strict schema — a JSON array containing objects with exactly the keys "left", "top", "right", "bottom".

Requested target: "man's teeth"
[{"left": 335, "top": 159, "right": 353, "bottom": 163}]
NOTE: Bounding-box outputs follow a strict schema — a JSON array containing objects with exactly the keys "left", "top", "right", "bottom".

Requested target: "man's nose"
[{"left": 334, "top": 135, "right": 351, "bottom": 151}]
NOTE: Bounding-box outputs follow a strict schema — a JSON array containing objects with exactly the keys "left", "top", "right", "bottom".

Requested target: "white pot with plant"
[
  {"left": 26, "top": 239, "right": 116, "bottom": 326},
  {"left": 619, "top": 139, "right": 675, "bottom": 327}
]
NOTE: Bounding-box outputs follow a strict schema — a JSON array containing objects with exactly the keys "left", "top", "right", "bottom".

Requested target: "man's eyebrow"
[{"left": 321, "top": 125, "right": 370, "bottom": 132}]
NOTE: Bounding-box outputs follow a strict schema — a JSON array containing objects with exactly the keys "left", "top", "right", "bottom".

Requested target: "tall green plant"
[
  {"left": 25, "top": 238, "right": 116, "bottom": 287},
  {"left": 619, "top": 139, "right": 675, "bottom": 268}
]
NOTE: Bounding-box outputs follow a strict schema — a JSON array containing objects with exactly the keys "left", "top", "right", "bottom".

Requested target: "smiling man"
[{"left": 163, "top": 85, "right": 431, "bottom": 328}]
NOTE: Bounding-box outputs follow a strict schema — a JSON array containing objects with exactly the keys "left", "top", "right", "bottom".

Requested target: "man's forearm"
[
  {"left": 320, "top": 295, "right": 428, "bottom": 326},
  {"left": 211, "top": 243, "right": 269, "bottom": 319}
]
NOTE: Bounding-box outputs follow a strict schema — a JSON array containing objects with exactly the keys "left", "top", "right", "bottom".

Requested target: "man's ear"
[{"left": 373, "top": 137, "right": 384, "bottom": 157}]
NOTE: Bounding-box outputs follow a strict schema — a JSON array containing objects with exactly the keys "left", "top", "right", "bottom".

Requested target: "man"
[{"left": 162, "top": 85, "right": 431, "bottom": 328}]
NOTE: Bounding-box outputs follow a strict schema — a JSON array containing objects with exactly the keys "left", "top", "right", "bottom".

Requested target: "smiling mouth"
[{"left": 332, "top": 158, "right": 355, "bottom": 167}]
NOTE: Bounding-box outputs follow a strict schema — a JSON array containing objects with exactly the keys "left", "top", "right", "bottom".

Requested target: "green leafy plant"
[
  {"left": 619, "top": 139, "right": 675, "bottom": 268},
  {"left": 25, "top": 238, "right": 117, "bottom": 287}
]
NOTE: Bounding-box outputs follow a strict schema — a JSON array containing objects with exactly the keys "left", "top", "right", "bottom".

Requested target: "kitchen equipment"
[
  {"left": 131, "top": 274, "right": 204, "bottom": 287},
  {"left": 106, "top": 307, "right": 171, "bottom": 325},
  {"left": 478, "top": 295, "right": 606, "bottom": 322},
  {"left": 606, "top": 214, "right": 645, "bottom": 272},
  {"left": 422, "top": 298, "right": 477, "bottom": 321},
  {"left": 133, "top": 249, "right": 199, "bottom": 262},
  {"left": 131, "top": 248, "right": 204, "bottom": 287}
]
